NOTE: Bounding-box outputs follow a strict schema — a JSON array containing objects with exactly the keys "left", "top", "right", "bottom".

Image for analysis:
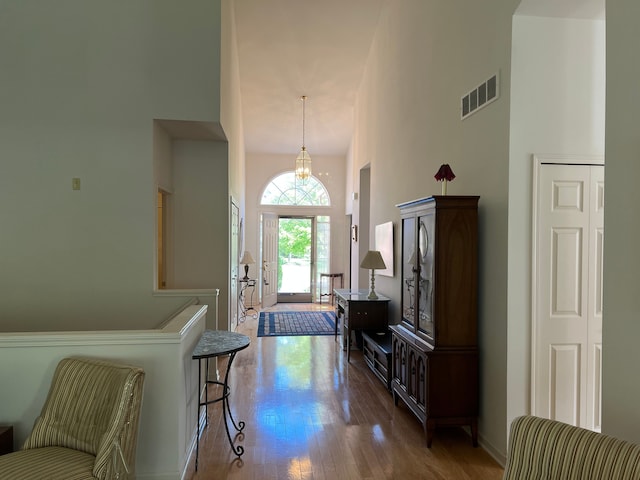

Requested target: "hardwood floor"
[{"left": 185, "top": 304, "right": 504, "bottom": 480}]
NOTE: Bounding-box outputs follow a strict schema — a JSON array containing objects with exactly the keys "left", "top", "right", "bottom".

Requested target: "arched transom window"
[{"left": 261, "top": 172, "right": 330, "bottom": 206}]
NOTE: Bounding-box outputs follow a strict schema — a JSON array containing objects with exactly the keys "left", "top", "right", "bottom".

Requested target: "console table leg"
[{"left": 221, "top": 352, "right": 246, "bottom": 457}]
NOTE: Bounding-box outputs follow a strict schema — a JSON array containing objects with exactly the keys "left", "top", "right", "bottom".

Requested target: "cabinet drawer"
[{"left": 346, "top": 302, "right": 387, "bottom": 330}]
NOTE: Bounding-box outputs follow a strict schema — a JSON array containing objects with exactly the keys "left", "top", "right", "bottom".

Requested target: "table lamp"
[
  {"left": 360, "top": 250, "right": 387, "bottom": 299},
  {"left": 239, "top": 251, "right": 255, "bottom": 280}
]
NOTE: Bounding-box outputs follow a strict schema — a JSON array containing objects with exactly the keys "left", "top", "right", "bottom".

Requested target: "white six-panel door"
[{"left": 533, "top": 159, "right": 604, "bottom": 431}]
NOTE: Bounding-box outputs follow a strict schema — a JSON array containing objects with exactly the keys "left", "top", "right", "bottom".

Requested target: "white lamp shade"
[
  {"left": 360, "top": 250, "right": 386, "bottom": 270},
  {"left": 239, "top": 251, "right": 255, "bottom": 265}
]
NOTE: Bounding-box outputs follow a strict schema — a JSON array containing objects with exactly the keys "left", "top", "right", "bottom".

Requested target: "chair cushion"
[{"left": 0, "top": 446, "right": 97, "bottom": 480}]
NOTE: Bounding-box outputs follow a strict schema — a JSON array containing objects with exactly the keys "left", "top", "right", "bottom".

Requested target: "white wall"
[
  {"left": 603, "top": 0, "right": 640, "bottom": 444},
  {"left": 221, "top": 0, "right": 247, "bottom": 212},
  {"left": 244, "top": 153, "right": 347, "bottom": 302},
  {"left": 508, "top": 14, "right": 605, "bottom": 439},
  {"left": 221, "top": 0, "right": 247, "bottom": 329},
  {"left": 0, "top": 0, "right": 223, "bottom": 332},
  {"left": 172, "top": 140, "right": 229, "bottom": 291},
  {"left": 351, "top": 0, "right": 519, "bottom": 458}
]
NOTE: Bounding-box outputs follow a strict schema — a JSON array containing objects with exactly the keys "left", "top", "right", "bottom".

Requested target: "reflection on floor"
[{"left": 186, "top": 303, "right": 503, "bottom": 480}]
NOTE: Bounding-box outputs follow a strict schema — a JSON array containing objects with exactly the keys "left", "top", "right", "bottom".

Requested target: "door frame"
[
  {"left": 230, "top": 197, "right": 240, "bottom": 331},
  {"left": 531, "top": 154, "right": 604, "bottom": 424}
]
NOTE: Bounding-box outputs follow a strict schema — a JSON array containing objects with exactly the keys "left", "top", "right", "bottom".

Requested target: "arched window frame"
[{"left": 260, "top": 172, "right": 331, "bottom": 207}]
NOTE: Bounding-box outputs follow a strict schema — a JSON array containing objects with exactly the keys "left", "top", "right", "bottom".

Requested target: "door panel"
[
  {"left": 277, "top": 216, "right": 313, "bottom": 303},
  {"left": 552, "top": 227, "right": 583, "bottom": 316},
  {"left": 550, "top": 344, "right": 580, "bottom": 425},
  {"left": 262, "top": 213, "right": 278, "bottom": 308},
  {"left": 534, "top": 162, "right": 603, "bottom": 431}
]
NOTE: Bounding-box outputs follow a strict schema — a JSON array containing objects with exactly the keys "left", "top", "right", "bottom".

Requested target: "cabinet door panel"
[
  {"left": 402, "top": 216, "right": 417, "bottom": 329},
  {"left": 400, "top": 342, "right": 407, "bottom": 386},
  {"left": 416, "top": 352, "right": 427, "bottom": 412},
  {"left": 418, "top": 213, "right": 435, "bottom": 339},
  {"left": 393, "top": 336, "right": 407, "bottom": 387},
  {"left": 408, "top": 349, "right": 417, "bottom": 400}
]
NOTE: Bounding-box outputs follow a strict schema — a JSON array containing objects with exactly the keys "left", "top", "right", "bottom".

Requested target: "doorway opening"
[
  {"left": 261, "top": 213, "right": 331, "bottom": 307},
  {"left": 277, "top": 216, "right": 313, "bottom": 303},
  {"left": 156, "top": 188, "right": 170, "bottom": 289},
  {"left": 260, "top": 172, "right": 332, "bottom": 308}
]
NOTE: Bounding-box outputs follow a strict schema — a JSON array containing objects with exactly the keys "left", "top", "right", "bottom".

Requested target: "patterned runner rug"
[{"left": 257, "top": 311, "right": 336, "bottom": 337}]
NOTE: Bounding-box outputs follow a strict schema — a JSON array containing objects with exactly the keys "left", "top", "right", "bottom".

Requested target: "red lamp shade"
[{"left": 434, "top": 164, "right": 456, "bottom": 182}]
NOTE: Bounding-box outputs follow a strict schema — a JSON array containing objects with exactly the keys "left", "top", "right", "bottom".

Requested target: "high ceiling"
[
  {"left": 234, "top": 0, "right": 605, "bottom": 157},
  {"left": 234, "top": 0, "right": 385, "bottom": 156}
]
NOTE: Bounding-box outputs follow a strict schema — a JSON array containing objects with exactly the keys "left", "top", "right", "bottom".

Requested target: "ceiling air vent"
[{"left": 461, "top": 72, "right": 499, "bottom": 120}]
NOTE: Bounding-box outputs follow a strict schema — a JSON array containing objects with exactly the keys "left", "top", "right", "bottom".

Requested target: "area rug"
[{"left": 257, "top": 311, "right": 336, "bottom": 337}]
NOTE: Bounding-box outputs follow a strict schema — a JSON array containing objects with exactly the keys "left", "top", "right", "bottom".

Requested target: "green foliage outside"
[{"left": 278, "top": 218, "right": 311, "bottom": 290}]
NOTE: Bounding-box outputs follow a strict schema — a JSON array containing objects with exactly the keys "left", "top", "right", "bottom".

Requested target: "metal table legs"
[{"left": 195, "top": 352, "right": 246, "bottom": 470}]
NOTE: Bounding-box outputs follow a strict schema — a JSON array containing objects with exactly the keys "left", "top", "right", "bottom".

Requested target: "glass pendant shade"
[{"left": 295, "top": 146, "right": 312, "bottom": 182}]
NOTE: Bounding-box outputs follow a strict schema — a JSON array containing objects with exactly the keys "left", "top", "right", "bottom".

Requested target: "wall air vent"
[{"left": 461, "top": 72, "right": 499, "bottom": 120}]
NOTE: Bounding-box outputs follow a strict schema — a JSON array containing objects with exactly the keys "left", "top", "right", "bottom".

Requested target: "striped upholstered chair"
[
  {"left": 0, "top": 357, "right": 145, "bottom": 480},
  {"left": 503, "top": 415, "right": 640, "bottom": 479}
]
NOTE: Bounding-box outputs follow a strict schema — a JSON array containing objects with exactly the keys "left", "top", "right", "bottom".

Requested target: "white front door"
[
  {"left": 533, "top": 160, "right": 604, "bottom": 430},
  {"left": 262, "top": 212, "right": 278, "bottom": 308}
]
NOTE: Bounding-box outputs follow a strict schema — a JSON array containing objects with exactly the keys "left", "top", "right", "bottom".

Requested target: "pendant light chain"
[
  {"left": 295, "top": 95, "right": 312, "bottom": 183},
  {"left": 302, "top": 95, "right": 306, "bottom": 150}
]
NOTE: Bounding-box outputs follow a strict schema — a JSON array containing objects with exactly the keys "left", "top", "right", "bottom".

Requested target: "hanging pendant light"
[{"left": 295, "top": 95, "right": 312, "bottom": 183}]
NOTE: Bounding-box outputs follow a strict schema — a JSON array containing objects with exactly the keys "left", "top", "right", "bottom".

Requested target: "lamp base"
[
  {"left": 368, "top": 269, "right": 379, "bottom": 299},
  {"left": 242, "top": 264, "right": 250, "bottom": 281}
]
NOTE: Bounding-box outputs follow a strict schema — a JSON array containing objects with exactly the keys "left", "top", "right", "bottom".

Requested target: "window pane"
[
  {"left": 315, "top": 216, "right": 330, "bottom": 301},
  {"left": 261, "top": 172, "right": 330, "bottom": 206}
]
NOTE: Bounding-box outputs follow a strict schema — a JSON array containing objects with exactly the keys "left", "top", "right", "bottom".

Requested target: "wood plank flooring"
[{"left": 185, "top": 304, "right": 504, "bottom": 480}]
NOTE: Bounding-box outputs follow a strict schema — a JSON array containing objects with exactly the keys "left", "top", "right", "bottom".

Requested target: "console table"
[
  {"left": 238, "top": 278, "right": 257, "bottom": 321},
  {"left": 334, "top": 289, "right": 390, "bottom": 362},
  {"left": 192, "top": 330, "right": 250, "bottom": 470}
]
